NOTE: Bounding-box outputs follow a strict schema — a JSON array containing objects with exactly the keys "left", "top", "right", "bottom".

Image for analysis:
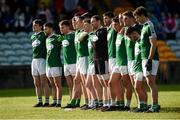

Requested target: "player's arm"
[
  {"left": 79, "top": 32, "right": 88, "bottom": 42},
  {"left": 57, "top": 34, "right": 64, "bottom": 42},
  {"left": 148, "top": 37, "right": 157, "bottom": 60}
]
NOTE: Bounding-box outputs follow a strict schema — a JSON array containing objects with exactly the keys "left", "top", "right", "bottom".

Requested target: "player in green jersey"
[
  {"left": 102, "top": 11, "right": 116, "bottom": 109},
  {"left": 31, "top": 19, "right": 50, "bottom": 107},
  {"left": 44, "top": 22, "right": 63, "bottom": 107},
  {"left": 126, "top": 26, "right": 149, "bottom": 112},
  {"left": 133, "top": 6, "right": 160, "bottom": 112},
  {"left": 81, "top": 18, "right": 99, "bottom": 110},
  {"left": 59, "top": 20, "right": 76, "bottom": 100},
  {"left": 123, "top": 11, "right": 143, "bottom": 108},
  {"left": 103, "top": 11, "right": 117, "bottom": 73}
]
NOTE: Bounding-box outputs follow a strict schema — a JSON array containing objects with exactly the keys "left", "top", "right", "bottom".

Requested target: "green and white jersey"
[
  {"left": 124, "top": 27, "right": 135, "bottom": 61},
  {"left": 75, "top": 30, "right": 89, "bottom": 59},
  {"left": 31, "top": 31, "right": 46, "bottom": 59},
  {"left": 107, "top": 27, "right": 117, "bottom": 59},
  {"left": 87, "top": 32, "right": 95, "bottom": 65},
  {"left": 46, "top": 34, "right": 63, "bottom": 67},
  {"left": 133, "top": 39, "right": 142, "bottom": 73},
  {"left": 115, "top": 33, "right": 127, "bottom": 66},
  {"left": 140, "top": 20, "right": 159, "bottom": 60},
  {"left": 62, "top": 32, "right": 76, "bottom": 65}
]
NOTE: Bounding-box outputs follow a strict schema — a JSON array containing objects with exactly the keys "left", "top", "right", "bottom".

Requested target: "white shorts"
[
  {"left": 108, "top": 58, "right": 116, "bottom": 73},
  {"left": 112, "top": 65, "right": 128, "bottom": 75},
  {"left": 97, "top": 74, "right": 110, "bottom": 80},
  {"left": 76, "top": 57, "right": 88, "bottom": 75},
  {"left": 142, "top": 59, "right": 159, "bottom": 77},
  {"left": 87, "top": 64, "right": 95, "bottom": 75},
  {"left": 134, "top": 72, "right": 144, "bottom": 81},
  {"left": 128, "top": 60, "right": 135, "bottom": 75},
  {"left": 46, "top": 67, "right": 62, "bottom": 77},
  {"left": 64, "top": 64, "right": 76, "bottom": 76},
  {"left": 31, "top": 58, "right": 46, "bottom": 76}
]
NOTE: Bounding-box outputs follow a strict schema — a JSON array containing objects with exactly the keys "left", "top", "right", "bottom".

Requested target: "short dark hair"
[
  {"left": 33, "top": 19, "right": 43, "bottom": 26},
  {"left": 126, "top": 26, "right": 137, "bottom": 35},
  {"left": 44, "top": 22, "right": 54, "bottom": 29},
  {"left": 83, "top": 18, "right": 91, "bottom": 24},
  {"left": 112, "top": 16, "right": 119, "bottom": 23},
  {"left": 91, "top": 15, "right": 101, "bottom": 21},
  {"left": 133, "top": 6, "right": 148, "bottom": 17},
  {"left": 59, "top": 20, "right": 70, "bottom": 26},
  {"left": 81, "top": 12, "right": 92, "bottom": 19},
  {"left": 103, "top": 11, "right": 115, "bottom": 18},
  {"left": 123, "top": 10, "right": 134, "bottom": 18}
]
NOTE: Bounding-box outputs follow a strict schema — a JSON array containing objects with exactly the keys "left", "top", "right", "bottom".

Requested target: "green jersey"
[
  {"left": 31, "top": 31, "right": 46, "bottom": 59},
  {"left": 107, "top": 27, "right": 117, "bottom": 58},
  {"left": 115, "top": 33, "right": 127, "bottom": 66},
  {"left": 124, "top": 27, "right": 135, "bottom": 61},
  {"left": 133, "top": 39, "right": 142, "bottom": 73},
  {"left": 62, "top": 32, "right": 76, "bottom": 65},
  {"left": 46, "top": 34, "right": 63, "bottom": 67},
  {"left": 140, "top": 20, "right": 159, "bottom": 60},
  {"left": 87, "top": 32, "right": 94, "bottom": 65},
  {"left": 75, "top": 30, "right": 89, "bottom": 59}
]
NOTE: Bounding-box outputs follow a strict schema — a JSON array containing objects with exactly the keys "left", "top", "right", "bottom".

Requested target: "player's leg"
[
  {"left": 31, "top": 59, "right": 43, "bottom": 107},
  {"left": 65, "top": 75, "right": 73, "bottom": 100},
  {"left": 133, "top": 72, "right": 147, "bottom": 112},
  {"left": 122, "top": 74, "right": 133, "bottom": 109},
  {"left": 53, "top": 76, "right": 62, "bottom": 107},
  {"left": 142, "top": 59, "right": 160, "bottom": 112},
  {"left": 40, "top": 74, "right": 50, "bottom": 106},
  {"left": 32, "top": 75, "right": 43, "bottom": 107},
  {"left": 92, "top": 75, "right": 103, "bottom": 108}
]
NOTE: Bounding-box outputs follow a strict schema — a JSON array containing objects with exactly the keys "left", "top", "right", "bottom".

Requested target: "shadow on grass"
[
  {"left": 161, "top": 107, "right": 180, "bottom": 113},
  {"left": 0, "top": 87, "right": 69, "bottom": 97}
]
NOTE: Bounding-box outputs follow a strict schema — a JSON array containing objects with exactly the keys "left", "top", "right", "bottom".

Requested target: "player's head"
[
  {"left": 83, "top": 18, "right": 92, "bottom": 33},
  {"left": 76, "top": 16, "right": 84, "bottom": 30},
  {"left": 103, "top": 11, "right": 115, "bottom": 27},
  {"left": 122, "top": 10, "right": 135, "bottom": 26},
  {"left": 32, "top": 19, "right": 43, "bottom": 33},
  {"left": 59, "top": 20, "right": 71, "bottom": 35},
  {"left": 43, "top": 22, "right": 54, "bottom": 36},
  {"left": 118, "top": 13, "right": 124, "bottom": 27},
  {"left": 112, "top": 16, "right": 120, "bottom": 32},
  {"left": 72, "top": 12, "right": 82, "bottom": 30},
  {"left": 133, "top": 6, "right": 148, "bottom": 24},
  {"left": 126, "top": 26, "right": 140, "bottom": 41},
  {"left": 91, "top": 15, "right": 101, "bottom": 30}
]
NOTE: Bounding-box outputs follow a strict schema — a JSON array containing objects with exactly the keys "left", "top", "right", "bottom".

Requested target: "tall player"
[
  {"left": 133, "top": 6, "right": 160, "bottom": 112},
  {"left": 31, "top": 19, "right": 50, "bottom": 107},
  {"left": 59, "top": 20, "right": 76, "bottom": 100},
  {"left": 44, "top": 22, "right": 63, "bottom": 107}
]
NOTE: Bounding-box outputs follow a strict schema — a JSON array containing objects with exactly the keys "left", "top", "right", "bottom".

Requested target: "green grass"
[{"left": 0, "top": 85, "right": 180, "bottom": 119}]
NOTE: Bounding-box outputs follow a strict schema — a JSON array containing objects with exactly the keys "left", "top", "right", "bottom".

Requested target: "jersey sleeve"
[
  {"left": 148, "top": 22, "right": 157, "bottom": 39},
  {"left": 57, "top": 35, "right": 64, "bottom": 42}
]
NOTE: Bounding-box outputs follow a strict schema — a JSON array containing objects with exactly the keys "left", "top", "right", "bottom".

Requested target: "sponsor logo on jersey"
[
  {"left": 47, "top": 44, "right": 54, "bottom": 51},
  {"left": 32, "top": 39, "right": 41, "bottom": 47},
  {"left": 135, "top": 43, "right": 140, "bottom": 56},
  {"left": 116, "top": 39, "right": 121, "bottom": 47},
  {"left": 92, "top": 35, "right": 98, "bottom": 42},
  {"left": 107, "top": 33, "right": 111, "bottom": 41},
  {"left": 62, "top": 40, "right": 69, "bottom": 47}
]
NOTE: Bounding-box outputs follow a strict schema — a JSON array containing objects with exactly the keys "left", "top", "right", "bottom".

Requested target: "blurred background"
[{"left": 0, "top": 0, "right": 180, "bottom": 89}]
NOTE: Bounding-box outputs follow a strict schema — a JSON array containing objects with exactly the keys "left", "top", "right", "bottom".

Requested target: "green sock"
[
  {"left": 45, "top": 98, "right": 49, "bottom": 104},
  {"left": 85, "top": 99, "right": 89, "bottom": 105},
  {"left": 70, "top": 99, "right": 76, "bottom": 106},
  {"left": 53, "top": 99, "right": 57, "bottom": 104},
  {"left": 57, "top": 99, "right": 61, "bottom": 105},
  {"left": 116, "top": 100, "right": 124, "bottom": 107},
  {"left": 76, "top": 99, "right": 80, "bottom": 106},
  {"left": 94, "top": 99, "right": 98, "bottom": 106},
  {"left": 99, "top": 100, "right": 103, "bottom": 106}
]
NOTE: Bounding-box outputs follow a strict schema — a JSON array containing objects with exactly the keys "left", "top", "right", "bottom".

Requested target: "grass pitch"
[{"left": 0, "top": 85, "right": 180, "bottom": 119}]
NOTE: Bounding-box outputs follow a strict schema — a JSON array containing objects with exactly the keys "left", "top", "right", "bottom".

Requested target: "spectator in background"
[
  {"left": 1, "top": 4, "right": 13, "bottom": 32},
  {"left": 165, "top": 12, "right": 179, "bottom": 40},
  {"left": 24, "top": 5, "right": 33, "bottom": 32},
  {"left": 154, "top": 0, "right": 168, "bottom": 19},
  {"left": 36, "top": 2, "right": 53, "bottom": 23},
  {"left": 14, "top": 7, "right": 25, "bottom": 32},
  {"left": 87, "top": 0, "right": 98, "bottom": 15},
  {"left": 157, "top": 23, "right": 166, "bottom": 40}
]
